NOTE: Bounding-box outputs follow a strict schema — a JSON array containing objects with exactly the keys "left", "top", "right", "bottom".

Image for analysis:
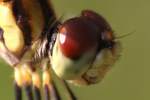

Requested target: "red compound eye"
[
  {"left": 58, "top": 17, "right": 99, "bottom": 59},
  {"left": 82, "top": 10, "right": 114, "bottom": 40}
]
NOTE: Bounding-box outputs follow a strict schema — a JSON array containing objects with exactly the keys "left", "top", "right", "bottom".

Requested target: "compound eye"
[{"left": 58, "top": 17, "right": 99, "bottom": 59}]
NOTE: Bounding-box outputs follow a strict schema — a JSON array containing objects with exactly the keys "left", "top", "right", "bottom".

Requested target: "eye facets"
[{"left": 58, "top": 17, "right": 100, "bottom": 59}]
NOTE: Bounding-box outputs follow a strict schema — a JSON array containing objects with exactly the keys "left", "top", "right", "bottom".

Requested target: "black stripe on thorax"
[{"left": 12, "top": 0, "right": 32, "bottom": 46}]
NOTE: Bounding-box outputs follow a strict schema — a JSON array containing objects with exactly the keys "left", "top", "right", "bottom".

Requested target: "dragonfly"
[{"left": 0, "top": 0, "right": 121, "bottom": 100}]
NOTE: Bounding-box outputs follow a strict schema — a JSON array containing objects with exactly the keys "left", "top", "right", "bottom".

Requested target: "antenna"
[{"left": 115, "top": 30, "right": 135, "bottom": 39}]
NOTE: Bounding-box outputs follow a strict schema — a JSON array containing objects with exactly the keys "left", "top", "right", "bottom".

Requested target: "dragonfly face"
[
  {"left": 0, "top": 0, "right": 121, "bottom": 99},
  {"left": 51, "top": 10, "right": 121, "bottom": 85},
  {"left": 51, "top": 14, "right": 99, "bottom": 80}
]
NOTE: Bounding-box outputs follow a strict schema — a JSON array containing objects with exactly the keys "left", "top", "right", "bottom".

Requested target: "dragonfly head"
[{"left": 51, "top": 10, "right": 116, "bottom": 82}]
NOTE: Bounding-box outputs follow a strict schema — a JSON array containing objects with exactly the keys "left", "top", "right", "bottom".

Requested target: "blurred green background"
[{"left": 0, "top": 0, "right": 150, "bottom": 100}]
